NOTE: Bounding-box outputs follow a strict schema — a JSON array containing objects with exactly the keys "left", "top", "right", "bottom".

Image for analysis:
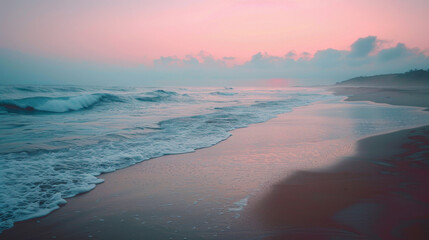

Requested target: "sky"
[{"left": 1, "top": 0, "right": 429, "bottom": 86}]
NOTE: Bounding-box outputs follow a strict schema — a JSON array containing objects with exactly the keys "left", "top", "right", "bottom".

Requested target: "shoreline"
[{"left": 2, "top": 96, "right": 429, "bottom": 239}]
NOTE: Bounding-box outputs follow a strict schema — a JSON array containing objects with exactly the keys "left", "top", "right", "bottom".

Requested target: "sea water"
[{"left": 0, "top": 86, "right": 328, "bottom": 232}]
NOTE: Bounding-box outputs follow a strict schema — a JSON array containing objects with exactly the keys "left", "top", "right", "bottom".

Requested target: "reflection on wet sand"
[{"left": 256, "top": 126, "right": 429, "bottom": 240}]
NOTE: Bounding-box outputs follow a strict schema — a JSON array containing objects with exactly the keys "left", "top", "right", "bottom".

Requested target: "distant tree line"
[
  {"left": 336, "top": 68, "right": 429, "bottom": 85},
  {"left": 402, "top": 69, "right": 429, "bottom": 79}
]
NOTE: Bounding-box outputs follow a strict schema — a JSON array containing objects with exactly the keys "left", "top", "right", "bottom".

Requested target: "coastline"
[{"left": 1, "top": 94, "right": 429, "bottom": 239}]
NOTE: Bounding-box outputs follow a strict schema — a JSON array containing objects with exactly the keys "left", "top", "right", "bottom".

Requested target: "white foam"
[
  {"left": 228, "top": 196, "right": 250, "bottom": 212},
  {"left": 35, "top": 94, "right": 103, "bottom": 112},
  {"left": 1, "top": 94, "right": 111, "bottom": 113}
]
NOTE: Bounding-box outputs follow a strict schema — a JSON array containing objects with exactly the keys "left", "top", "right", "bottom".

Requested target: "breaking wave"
[
  {"left": 136, "top": 90, "right": 187, "bottom": 102},
  {"left": 210, "top": 91, "right": 237, "bottom": 96},
  {"left": 0, "top": 94, "right": 122, "bottom": 113}
]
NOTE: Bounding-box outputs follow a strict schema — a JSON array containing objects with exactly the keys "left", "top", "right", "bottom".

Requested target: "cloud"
[
  {"left": 312, "top": 48, "right": 346, "bottom": 67},
  {"left": 1, "top": 36, "right": 428, "bottom": 86},
  {"left": 222, "top": 56, "right": 236, "bottom": 60},
  {"left": 377, "top": 43, "right": 411, "bottom": 61},
  {"left": 154, "top": 56, "right": 182, "bottom": 67},
  {"left": 349, "top": 36, "right": 377, "bottom": 57},
  {"left": 285, "top": 51, "right": 296, "bottom": 58}
]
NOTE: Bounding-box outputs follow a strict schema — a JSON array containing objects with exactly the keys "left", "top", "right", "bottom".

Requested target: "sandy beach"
[
  {"left": 331, "top": 86, "right": 429, "bottom": 110},
  {"left": 256, "top": 125, "right": 429, "bottom": 239},
  {"left": 256, "top": 87, "right": 429, "bottom": 239},
  {"left": 2, "top": 91, "right": 429, "bottom": 239}
]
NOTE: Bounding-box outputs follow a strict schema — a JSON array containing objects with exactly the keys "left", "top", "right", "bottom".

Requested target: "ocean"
[
  {"left": 0, "top": 85, "right": 330, "bottom": 232},
  {"left": 1, "top": 85, "right": 429, "bottom": 233}
]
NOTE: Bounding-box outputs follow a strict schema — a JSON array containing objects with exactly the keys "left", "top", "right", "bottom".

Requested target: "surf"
[{"left": 0, "top": 93, "right": 122, "bottom": 113}]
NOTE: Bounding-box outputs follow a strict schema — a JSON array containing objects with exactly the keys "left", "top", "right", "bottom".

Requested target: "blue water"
[{"left": 0, "top": 85, "right": 329, "bottom": 232}]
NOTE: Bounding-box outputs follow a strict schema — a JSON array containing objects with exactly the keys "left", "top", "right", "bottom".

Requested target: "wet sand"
[
  {"left": 256, "top": 125, "right": 429, "bottom": 240},
  {"left": 2, "top": 98, "right": 429, "bottom": 239},
  {"left": 256, "top": 87, "right": 429, "bottom": 239}
]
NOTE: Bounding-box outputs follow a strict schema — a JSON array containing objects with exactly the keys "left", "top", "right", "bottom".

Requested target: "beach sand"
[
  {"left": 256, "top": 87, "right": 429, "bottom": 239},
  {"left": 2, "top": 95, "right": 429, "bottom": 239},
  {"left": 331, "top": 86, "right": 429, "bottom": 110},
  {"left": 256, "top": 125, "right": 429, "bottom": 239}
]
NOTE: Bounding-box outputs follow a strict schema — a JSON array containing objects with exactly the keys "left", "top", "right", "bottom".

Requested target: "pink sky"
[{"left": 1, "top": 0, "right": 428, "bottom": 64}]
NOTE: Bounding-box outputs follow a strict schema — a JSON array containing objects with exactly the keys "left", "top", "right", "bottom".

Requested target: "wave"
[
  {"left": 0, "top": 93, "right": 122, "bottom": 113},
  {"left": 149, "top": 90, "right": 178, "bottom": 95},
  {"left": 0, "top": 86, "right": 87, "bottom": 94},
  {"left": 136, "top": 89, "right": 185, "bottom": 102},
  {"left": 210, "top": 91, "right": 237, "bottom": 96}
]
